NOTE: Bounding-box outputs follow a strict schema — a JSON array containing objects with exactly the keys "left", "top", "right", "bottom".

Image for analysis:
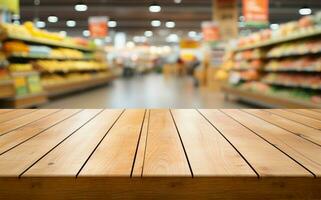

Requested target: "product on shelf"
[
  {"left": 50, "top": 48, "right": 86, "bottom": 59},
  {"left": 262, "top": 73, "right": 321, "bottom": 89},
  {"left": 9, "top": 63, "right": 34, "bottom": 72},
  {"left": 35, "top": 60, "right": 108, "bottom": 72},
  {"left": 233, "top": 59, "right": 263, "bottom": 71},
  {"left": 235, "top": 12, "right": 321, "bottom": 49},
  {"left": 267, "top": 39, "right": 321, "bottom": 58},
  {"left": 234, "top": 49, "right": 265, "bottom": 61},
  {"left": 264, "top": 57, "right": 321, "bottom": 72},
  {"left": 229, "top": 70, "right": 260, "bottom": 84},
  {"left": 0, "top": 22, "right": 96, "bottom": 49},
  {"left": 3, "top": 41, "right": 29, "bottom": 53},
  {"left": 41, "top": 72, "right": 112, "bottom": 87}
]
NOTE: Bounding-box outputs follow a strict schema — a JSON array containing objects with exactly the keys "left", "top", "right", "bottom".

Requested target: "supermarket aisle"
[{"left": 41, "top": 73, "right": 250, "bottom": 108}]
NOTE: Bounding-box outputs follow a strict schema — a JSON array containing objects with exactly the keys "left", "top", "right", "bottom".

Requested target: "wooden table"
[{"left": 0, "top": 109, "right": 320, "bottom": 199}]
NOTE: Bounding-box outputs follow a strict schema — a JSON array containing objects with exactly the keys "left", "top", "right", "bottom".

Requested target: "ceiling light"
[
  {"left": 66, "top": 20, "right": 76, "bottom": 27},
  {"left": 133, "top": 36, "right": 147, "bottom": 43},
  {"left": 174, "top": 0, "right": 182, "bottom": 4},
  {"left": 36, "top": 21, "right": 46, "bottom": 28},
  {"left": 165, "top": 21, "right": 175, "bottom": 28},
  {"left": 34, "top": 0, "right": 40, "bottom": 6},
  {"left": 270, "top": 23, "right": 279, "bottom": 30},
  {"left": 144, "top": 30, "right": 153, "bottom": 37},
  {"left": 149, "top": 3, "right": 161, "bottom": 13},
  {"left": 166, "top": 34, "right": 179, "bottom": 43},
  {"left": 188, "top": 31, "right": 197, "bottom": 38},
  {"left": 108, "top": 20, "right": 117, "bottom": 28},
  {"left": 299, "top": 7, "right": 312, "bottom": 15},
  {"left": 151, "top": 20, "right": 161, "bottom": 27},
  {"left": 48, "top": 15, "right": 58, "bottom": 23},
  {"left": 83, "top": 30, "right": 90, "bottom": 37},
  {"left": 75, "top": 2, "right": 88, "bottom": 12}
]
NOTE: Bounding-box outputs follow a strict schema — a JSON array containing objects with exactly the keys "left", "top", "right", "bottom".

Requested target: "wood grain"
[
  {"left": 172, "top": 109, "right": 255, "bottom": 177},
  {"left": 267, "top": 109, "right": 321, "bottom": 130},
  {"left": 0, "top": 109, "right": 59, "bottom": 136},
  {"left": 199, "top": 109, "right": 311, "bottom": 177},
  {"left": 0, "top": 109, "right": 101, "bottom": 177},
  {"left": 0, "top": 109, "right": 81, "bottom": 155},
  {"left": 0, "top": 109, "right": 35, "bottom": 124},
  {"left": 79, "top": 109, "right": 145, "bottom": 177},
  {"left": 142, "top": 109, "right": 191, "bottom": 177},
  {"left": 132, "top": 110, "right": 150, "bottom": 177},
  {"left": 286, "top": 109, "right": 321, "bottom": 121},
  {"left": 1, "top": 177, "right": 321, "bottom": 200},
  {"left": 24, "top": 109, "right": 123, "bottom": 177},
  {"left": 0, "top": 109, "right": 13, "bottom": 114},
  {"left": 223, "top": 109, "right": 321, "bottom": 177},
  {"left": 244, "top": 109, "right": 321, "bottom": 146}
]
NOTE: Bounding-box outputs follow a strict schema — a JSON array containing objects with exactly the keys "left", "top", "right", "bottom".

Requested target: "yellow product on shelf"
[
  {"left": 36, "top": 60, "right": 107, "bottom": 72},
  {"left": 23, "top": 22, "right": 64, "bottom": 42},
  {"left": 0, "top": 23, "right": 31, "bottom": 38},
  {"left": 9, "top": 63, "right": 33, "bottom": 72},
  {"left": 50, "top": 48, "right": 84, "bottom": 59}
]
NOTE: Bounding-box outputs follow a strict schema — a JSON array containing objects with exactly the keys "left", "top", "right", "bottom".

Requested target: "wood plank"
[
  {"left": 132, "top": 110, "right": 150, "bottom": 177},
  {"left": 0, "top": 109, "right": 81, "bottom": 155},
  {"left": 1, "top": 177, "right": 321, "bottom": 200},
  {"left": 244, "top": 109, "right": 321, "bottom": 146},
  {"left": 79, "top": 109, "right": 145, "bottom": 177},
  {"left": 0, "top": 109, "right": 59, "bottom": 136},
  {"left": 286, "top": 109, "right": 321, "bottom": 121},
  {"left": 0, "top": 109, "right": 101, "bottom": 177},
  {"left": 172, "top": 109, "right": 255, "bottom": 177},
  {"left": 0, "top": 109, "right": 35, "bottom": 124},
  {"left": 142, "top": 109, "right": 191, "bottom": 177},
  {"left": 223, "top": 109, "right": 321, "bottom": 177},
  {"left": 0, "top": 109, "right": 13, "bottom": 114},
  {"left": 267, "top": 109, "right": 321, "bottom": 130},
  {"left": 24, "top": 109, "right": 123, "bottom": 177},
  {"left": 312, "top": 109, "right": 321, "bottom": 113},
  {"left": 199, "top": 109, "right": 311, "bottom": 177}
]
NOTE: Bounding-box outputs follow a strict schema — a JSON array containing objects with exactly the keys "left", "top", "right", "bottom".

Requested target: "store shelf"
[
  {"left": 8, "top": 53, "right": 95, "bottom": 61},
  {"left": 266, "top": 49, "right": 321, "bottom": 59},
  {"left": 3, "top": 34, "right": 96, "bottom": 52},
  {"left": 44, "top": 75, "right": 114, "bottom": 97},
  {"left": 0, "top": 79, "right": 14, "bottom": 99},
  {"left": 222, "top": 85, "right": 321, "bottom": 108},
  {"left": 262, "top": 80, "right": 321, "bottom": 90},
  {"left": 0, "top": 92, "right": 48, "bottom": 108},
  {"left": 233, "top": 28, "right": 321, "bottom": 52},
  {"left": 264, "top": 67, "right": 321, "bottom": 73}
]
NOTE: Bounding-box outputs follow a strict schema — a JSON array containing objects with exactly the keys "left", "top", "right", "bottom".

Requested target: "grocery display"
[
  {"left": 224, "top": 12, "right": 321, "bottom": 108},
  {"left": 0, "top": 22, "right": 115, "bottom": 108}
]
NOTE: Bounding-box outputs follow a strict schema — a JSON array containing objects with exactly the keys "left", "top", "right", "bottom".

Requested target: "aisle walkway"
[{"left": 41, "top": 73, "right": 250, "bottom": 108}]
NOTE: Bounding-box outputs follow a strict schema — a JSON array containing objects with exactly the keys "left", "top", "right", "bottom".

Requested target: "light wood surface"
[
  {"left": 172, "top": 109, "right": 254, "bottom": 177},
  {"left": 0, "top": 109, "right": 320, "bottom": 199},
  {"left": 267, "top": 109, "right": 321, "bottom": 129}
]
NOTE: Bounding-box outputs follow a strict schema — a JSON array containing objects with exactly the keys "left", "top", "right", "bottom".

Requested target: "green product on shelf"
[
  {"left": 27, "top": 74, "right": 43, "bottom": 94},
  {"left": 13, "top": 76, "right": 28, "bottom": 96}
]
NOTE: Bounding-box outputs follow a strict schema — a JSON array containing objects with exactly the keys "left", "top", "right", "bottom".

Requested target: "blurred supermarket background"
[{"left": 0, "top": 0, "right": 320, "bottom": 108}]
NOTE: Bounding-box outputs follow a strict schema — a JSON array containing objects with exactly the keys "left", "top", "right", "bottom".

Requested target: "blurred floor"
[{"left": 41, "top": 73, "right": 251, "bottom": 108}]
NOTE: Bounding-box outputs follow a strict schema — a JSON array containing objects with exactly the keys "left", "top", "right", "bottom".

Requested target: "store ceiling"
[{"left": 19, "top": 0, "right": 321, "bottom": 36}]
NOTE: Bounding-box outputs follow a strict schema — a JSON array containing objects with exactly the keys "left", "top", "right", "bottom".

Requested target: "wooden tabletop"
[{"left": 0, "top": 109, "right": 321, "bottom": 199}]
